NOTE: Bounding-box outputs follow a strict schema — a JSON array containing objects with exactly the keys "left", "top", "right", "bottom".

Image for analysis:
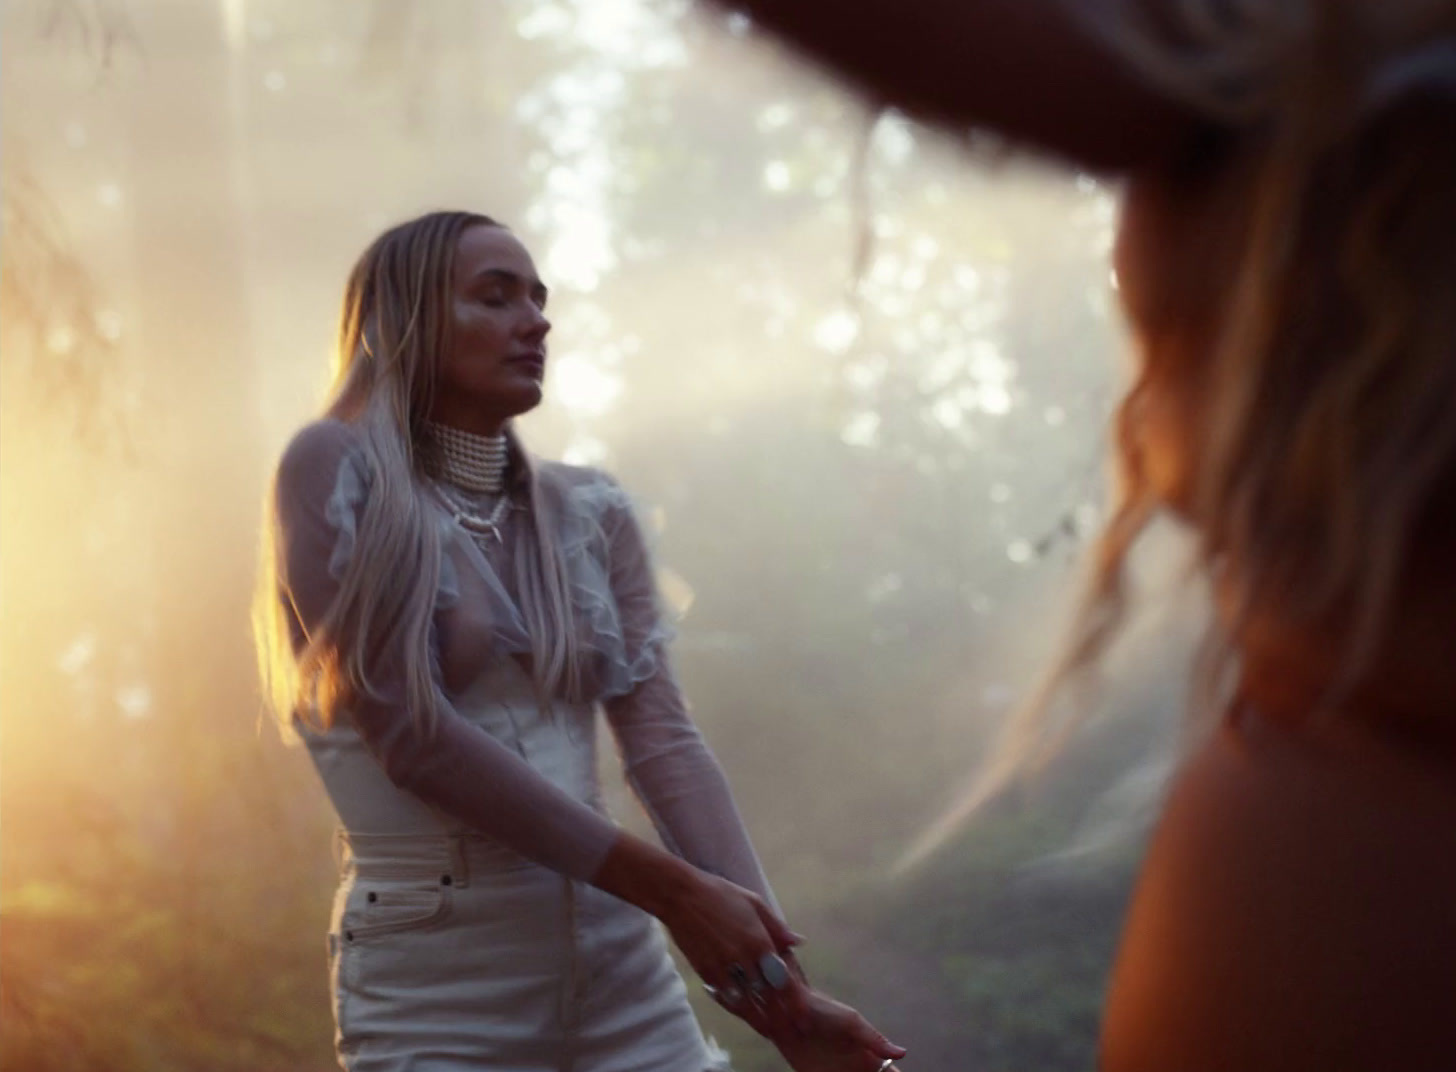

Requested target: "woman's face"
[{"left": 430, "top": 224, "right": 552, "bottom": 434}]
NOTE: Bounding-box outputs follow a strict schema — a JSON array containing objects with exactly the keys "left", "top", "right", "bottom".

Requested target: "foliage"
[{"left": 0, "top": 2, "right": 1159, "bottom": 1070}]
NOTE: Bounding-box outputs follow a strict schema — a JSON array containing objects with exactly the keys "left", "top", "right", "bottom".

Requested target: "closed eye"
[{"left": 470, "top": 268, "right": 548, "bottom": 311}]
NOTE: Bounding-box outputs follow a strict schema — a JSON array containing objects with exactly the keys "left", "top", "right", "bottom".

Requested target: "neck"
[
  {"left": 431, "top": 413, "right": 505, "bottom": 437},
  {"left": 425, "top": 422, "right": 511, "bottom": 495},
  {"left": 1234, "top": 599, "right": 1456, "bottom": 762}
]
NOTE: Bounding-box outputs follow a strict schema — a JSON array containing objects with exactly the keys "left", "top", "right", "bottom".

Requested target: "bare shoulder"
[{"left": 1101, "top": 711, "right": 1456, "bottom": 1071}]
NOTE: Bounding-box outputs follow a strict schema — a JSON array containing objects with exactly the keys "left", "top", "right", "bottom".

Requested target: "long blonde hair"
[
  {"left": 898, "top": 0, "right": 1456, "bottom": 871},
  {"left": 254, "top": 211, "right": 587, "bottom": 737}
]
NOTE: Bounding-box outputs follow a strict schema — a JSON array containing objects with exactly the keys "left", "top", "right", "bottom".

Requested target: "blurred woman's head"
[
  {"left": 898, "top": 0, "right": 1456, "bottom": 871},
  {"left": 1104, "top": 2, "right": 1456, "bottom": 710}
]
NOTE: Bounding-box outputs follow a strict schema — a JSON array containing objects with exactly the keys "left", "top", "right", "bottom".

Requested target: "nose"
[{"left": 521, "top": 305, "right": 550, "bottom": 344}]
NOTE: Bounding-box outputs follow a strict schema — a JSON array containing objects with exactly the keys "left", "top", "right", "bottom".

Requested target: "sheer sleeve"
[
  {"left": 273, "top": 419, "right": 620, "bottom": 882},
  {"left": 596, "top": 478, "right": 780, "bottom": 914}
]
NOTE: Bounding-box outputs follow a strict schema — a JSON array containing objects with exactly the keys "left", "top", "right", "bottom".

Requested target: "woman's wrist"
[{"left": 592, "top": 831, "right": 701, "bottom": 920}]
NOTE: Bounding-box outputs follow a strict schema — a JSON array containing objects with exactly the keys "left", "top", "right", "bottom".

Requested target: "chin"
[{"left": 502, "top": 382, "right": 544, "bottom": 418}]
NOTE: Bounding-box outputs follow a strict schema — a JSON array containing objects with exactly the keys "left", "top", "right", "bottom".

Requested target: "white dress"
[{"left": 272, "top": 419, "right": 772, "bottom": 1071}]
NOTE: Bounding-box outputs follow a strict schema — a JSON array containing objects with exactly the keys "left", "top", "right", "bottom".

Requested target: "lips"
[{"left": 509, "top": 352, "right": 546, "bottom": 378}]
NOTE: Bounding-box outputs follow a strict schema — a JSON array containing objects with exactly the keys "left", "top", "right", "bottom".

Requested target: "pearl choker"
[{"left": 426, "top": 423, "right": 509, "bottom": 494}]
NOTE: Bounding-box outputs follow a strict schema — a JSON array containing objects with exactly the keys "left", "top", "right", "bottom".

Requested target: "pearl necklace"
[
  {"left": 426, "top": 423, "right": 514, "bottom": 544},
  {"left": 426, "top": 422, "right": 509, "bottom": 494}
]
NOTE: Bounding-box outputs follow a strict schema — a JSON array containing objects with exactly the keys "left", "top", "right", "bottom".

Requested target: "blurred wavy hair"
[
  {"left": 254, "top": 211, "right": 586, "bottom": 738},
  {"left": 899, "top": 0, "right": 1456, "bottom": 872}
]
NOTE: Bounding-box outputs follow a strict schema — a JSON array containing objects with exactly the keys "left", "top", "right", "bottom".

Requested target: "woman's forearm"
[
  {"left": 592, "top": 829, "right": 706, "bottom": 919},
  {"left": 349, "top": 685, "right": 622, "bottom": 880},
  {"left": 598, "top": 483, "right": 782, "bottom": 911},
  {"left": 607, "top": 672, "right": 780, "bottom": 912}
]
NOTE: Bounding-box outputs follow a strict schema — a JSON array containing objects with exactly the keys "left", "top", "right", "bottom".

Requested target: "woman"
[
  {"left": 253, "top": 212, "right": 906, "bottom": 1071},
  {"left": 717, "top": 1, "right": 1456, "bottom": 1068}
]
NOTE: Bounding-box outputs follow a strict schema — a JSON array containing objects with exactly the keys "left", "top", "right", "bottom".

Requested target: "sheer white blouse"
[{"left": 272, "top": 418, "right": 776, "bottom": 907}]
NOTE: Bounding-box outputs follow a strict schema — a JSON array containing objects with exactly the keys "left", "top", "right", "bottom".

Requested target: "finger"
[
  {"left": 697, "top": 956, "right": 744, "bottom": 1008},
  {"left": 752, "top": 900, "right": 805, "bottom": 951},
  {"left": 720, "top": 989, "right": 778, "bottom": 1040},
  {"left": 701, "top": 972, "right": 751, "bottom": 1019},
  {"left": 751, "top": 946, "right": 805, "bottom": 1025},
  {"left": 849, "top": 1013, "right": 907, "bottom": 1060},
  {"left": 743, "top": 946, "right": 809, "bottom": 1034},
  {"left": 783, "top": 950, "right": 810, "bottom": 986},
  {"left": 755, "top": 949, "right": 797, "bottom": 992},
  {"left": 712, "top": 961, "right": 752, "bottom": 1011},
  {"left": 742, "top": 969, "right": 803, "bottom": 1038},
  {"left": 677, "top": 931, "right": 732, "bottom": 988},
  {"left": 705, "top": 979, "right": 747, "bottom": 1011}
]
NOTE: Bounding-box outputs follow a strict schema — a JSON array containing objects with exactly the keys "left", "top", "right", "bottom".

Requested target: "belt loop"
[
  {"left": 449, "top": 834, "right": 471, "bottom": 889},
  {"left": 333, "top": 828, "right": 350, "bottom": 876}
]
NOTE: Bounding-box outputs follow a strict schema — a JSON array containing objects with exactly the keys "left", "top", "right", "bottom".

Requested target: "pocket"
[{"left": 339, "top": 876, "right": 453, "bottom": 944}]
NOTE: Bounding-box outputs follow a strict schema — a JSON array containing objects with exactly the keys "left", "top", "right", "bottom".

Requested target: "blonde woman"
[
  {"left": 254, "top": 213, "right": 905, "bottom": 1071},
  {"left": 719, "top": 1, "right": 1456, "bottom": 1068}
]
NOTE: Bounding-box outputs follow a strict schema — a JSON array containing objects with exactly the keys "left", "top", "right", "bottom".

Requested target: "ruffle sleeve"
[
  {"left": 553, "top": 471, "right": 676, "bottom": 701},
  {"left": 321, "top": 442, "right": 368, "bottom": 582},
  {"left": 566, "top": 467, "right": 780, "bottom": 912}
]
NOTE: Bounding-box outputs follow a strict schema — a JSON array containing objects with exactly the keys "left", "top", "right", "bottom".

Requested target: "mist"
[{"left": 1, "top": 3, "right": 1192, "bottom": 1069}]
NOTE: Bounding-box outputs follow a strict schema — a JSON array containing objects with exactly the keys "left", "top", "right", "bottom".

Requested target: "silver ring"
[
  {"left": 757, "top": 951, "right": 791, "bottom": 991},
  {"left": 876, "top": 1062, "right": 897, "bottom": 1072},
  {"left": 702, "top": 983, "right": 744, "bottom": 1007}
]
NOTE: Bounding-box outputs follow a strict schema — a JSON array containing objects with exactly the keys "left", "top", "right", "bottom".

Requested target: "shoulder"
[
  {"left": 538, "top": 460, "right": 633, "bottom": 512},
  {"left": 535, "top": 461, "right": 645, "bottom": 551},
  {"left": 1102, "top": 712, "right": 1456, "bottom": 1070},
  {"left": 537, "top": 459, "right": 620, "bottom": 492},
  {"left": 279, "top": 418, "right": 361, "bottom": 470},
  {"left": 274, "top": 418, "right": 369, "bottom": 507}
]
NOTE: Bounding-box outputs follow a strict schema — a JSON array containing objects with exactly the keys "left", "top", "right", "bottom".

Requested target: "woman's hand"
[
  {"left": 656, "top": 869, "right": 813, "bottom": 1033},
  {"left": 592, "top": 835, "right": 810, "bottom": 1031},
  {"left": 768, "top": 989, "right": 908, "bottom": 1072}
]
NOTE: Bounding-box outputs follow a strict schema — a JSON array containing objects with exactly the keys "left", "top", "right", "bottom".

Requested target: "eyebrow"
[{"left": 471, "top": 268, "right": 549, "bottom": 305}]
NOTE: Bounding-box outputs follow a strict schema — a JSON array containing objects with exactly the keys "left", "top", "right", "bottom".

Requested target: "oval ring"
[{"left": 758, "top": 951, "right": 792, "bottom": 991}]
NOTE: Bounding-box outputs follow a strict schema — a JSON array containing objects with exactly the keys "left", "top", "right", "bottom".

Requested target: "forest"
[{"left": 1, "top": 2, "right": 1192, "bottom": 1068}]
